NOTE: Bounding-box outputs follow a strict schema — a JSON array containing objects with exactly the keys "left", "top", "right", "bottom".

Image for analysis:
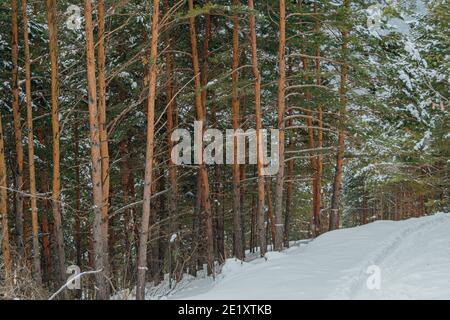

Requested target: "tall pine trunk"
[
  {"left": 120, "top": 138, "right": 132, "bottom": 284},
  {"left": 97, "top": 0, "right": 110, "bottom": 281},
  {"left": 21, "top": 0, "right": 42, "bottom": 284},
  {"left": 231, "top": 0, "right": 244, "bottom": 260},
  {"left": 136, "top": 0, "right": 160, "bottom": 300},
  {"left": 36, "top": 127, "right": 52, "bottom": 282},
  {"left": 0, "top": 110, "right": 12, "bottom": 279},
  {"left": 265, "top": 179, "right": 276, "bottom": 247},
  {"left": 45, "top": 0, "right": 67, "bottom": 293},
  {"left": 329, "top": 0, "right": 349, "bottom": 231},
  {"left": 314, "top": 1, "right": 323, "bottom": 235},
  {"left": 211, "top": 105, "right": 225, "bottom": 263},
  {"left": 11, "top": 0, "right": 24, "bottom": 255},
  {"left": 201, "top": 6, "right": 210, "bottom": 117},
  {"left": 301, "top": 46, "right": 320, "bottom": 236},
  {"left": 285, "top": 111, "right": 294, "bottom": 247},
  {"left": 73, "top": 123, "right": 82, "bottom": 269},
  {"left": 248, "top": 0, "right": 266, "bottom": 257},
  {"left": 163, "top": 0, "right": 179, "bottom": 280},
  {"left": 274, "top": 0, "right": 286, "bottom": 251},
  {"left": 84, "top": 0, "right": 109, "bottom": 299},
  {"left": 188, "top": 0, "right": 214, "bottom": 275}
]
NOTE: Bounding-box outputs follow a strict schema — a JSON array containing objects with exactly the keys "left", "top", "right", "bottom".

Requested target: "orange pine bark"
[
  {"left": 248, "top": 0, "right": 266, "bottom": 256},
  {"left": 285, "top": 106, "right": 294, "bottom": 247},
  {"left": 45, "top": 0, "right": 67, "bottom": 292},
  {"left": 164, "top": 0, "right": 178, "bottom": 243},
  {"left": 274, "top": 0, "right": 286, "bottom": 250},
  {"left": 37, "top": 128, "right": 52, "bottom": 281},
  {"left": 265, "top": 179, "right": 276, "bottom": 247},
  {"left": 329, "top": 0, "right": 349, "bottom": 231},
  {"left": 11, "top": 0, "right": 24, "bottom": 254},
  {"left": 73, "top": 124, "right": 82, "bottom": 268},
  {"left": 188, "top": 0, "right": 215, "bottom": 274},
  {"left": 97, "top": 0, "right": 110, "bottom": 279},
  {"left": 136, "top": 0, "right": 160, "bottom": 300},
  {"left": 231, "top": 0, "right": 244, "bottom": 260},
  {"left": 314, "top": 1, "right": 323, "bottom": 235},
  {"left": 21, "top": 0, "right": 42, "bottom": 284},
  {"left": 0, "top": 109, "right": 12, "bottom": 279},
  {"left": 84, "top": 0, "right": 109, "bottom": 299}
]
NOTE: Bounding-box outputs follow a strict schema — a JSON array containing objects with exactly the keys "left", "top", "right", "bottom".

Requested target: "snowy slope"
[{"left": 161, "top": 213, "right": 450, "bottom": 300}]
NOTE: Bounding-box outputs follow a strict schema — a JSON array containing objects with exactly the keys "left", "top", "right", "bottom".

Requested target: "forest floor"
[{"left": 114, "top": 212, "right": 450, "bottom": 300}]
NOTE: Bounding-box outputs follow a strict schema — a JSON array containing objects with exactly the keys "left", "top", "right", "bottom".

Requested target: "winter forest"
[{"left": 0, "top": 0, "right": 448, "bottom": 300}]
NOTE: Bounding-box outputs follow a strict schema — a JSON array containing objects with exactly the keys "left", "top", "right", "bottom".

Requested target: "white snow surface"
[{"left": 115, "top": 213, "right": 450, "bottom": 300}]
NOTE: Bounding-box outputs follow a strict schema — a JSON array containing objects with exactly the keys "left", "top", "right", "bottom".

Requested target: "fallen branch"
[{"left": 48, "top": 269, "right": 103, "bottom": 300}]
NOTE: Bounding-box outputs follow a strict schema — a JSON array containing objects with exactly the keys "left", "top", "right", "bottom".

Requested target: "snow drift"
[{"left": 118, "top": 213, "right": 450, "bottom": 300}]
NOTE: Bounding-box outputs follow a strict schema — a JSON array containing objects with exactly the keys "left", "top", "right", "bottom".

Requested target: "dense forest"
[{"left": 0, "top": 0, "right": 448, "bottom": 300}]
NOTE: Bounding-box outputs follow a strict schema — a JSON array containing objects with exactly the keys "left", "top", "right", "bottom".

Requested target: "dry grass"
[{"left": 0, "top": 259, "right": 49, "bottom": 300}]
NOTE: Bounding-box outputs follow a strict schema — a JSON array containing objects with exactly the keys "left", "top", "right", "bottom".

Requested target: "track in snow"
[
  {"left": 113, "top": 213, "right": 450, "bottom": 300},
  {"left": 163, "top": 213, "right": 450, "bottom": 300}
]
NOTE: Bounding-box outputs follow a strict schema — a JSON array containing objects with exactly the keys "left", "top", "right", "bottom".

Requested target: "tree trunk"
[
  {"left": 274, "top": 0, "right": 286, "bottom": 251},
  {"left": 97, "top": 0, "right": 110, "bottom": 282},
  {"left": 200, "top": 4, "right": 212, "bottom": 270},
  {"left": 73, "top": 122, "right": 84, "bottom": 300},
  {"left": 11, "top": 0, "right": 24, "bottom": 255},
  {"left": 136, "top": 0, "right": 160, "bottom": 300},
  {"left": 265, "top": 179, "right": 276, "bottom": 248},
  {"left": 148, "top": 159, "right": 159, "bottom": 282},
  {"left": 191, "top": 176, "right": 203, "bottom": 275},
  {"left": 36, "top": 127, "right": 52, "bottom": 282},
  {"left": 248, "top": 0, "right": 266, "bottom": 257},
  {"left": 129, "top": 167, "right": 139, "bottom": 260},
  {"left": 211, "top": 105, "right": 225, "bottom": 263},
  {"left": 21, "top": 0, "right": 42, "bottom": 284},
  {"left": 239, "top": 87, "right": 248, "bottom": 253},
  {"left": 231, "top": 0, "right": 244, "bottom": 260},
  {"left": 188, "top": 0, "right": 214, "bottom": 275},
  {"left": 329, "top": 0, "right": 349, "bottom": 231},
  {"left": 201, "top": 6, "right": 211, "bottom": 118},
  {"left": 301, "top": 53, "right": 319, "bottom": 237},
  {"left": 163, "top": 0, "right": 179, "bottom": 281},
  {"left": 73, "top": 123, "right": 82, "bottom": 270},
  {"left": 314, "top": 1, "right": 323, "bottom": 235},
  {"left": 45, "top": 0, "right": 67, "bottom": 294},
  {"left": 250, "top": 190, "right": 257, "bottom": 253},
  {"left": 156, "top": 163, "right": 167, "bottom": 284},
  {"left": 362, "top": 189, "right": 368, "bottom": 225},
  {"left": 120, "top": 138, "right": 132, "bottom": 284},
  {"left": 0, "top": 109, "right": 12, "bottom": 279},
  {"left": 394, "top": 190, "right": 399, "bottom": 221},
  {"left": 22, "top": 180, "right": 31, "bottom": 266},
  {"left": 285, "top": 125, "right": 294, "bottom": 247},
  {"left": 84, "top": 0, "right": 109, "bottom": 299}
]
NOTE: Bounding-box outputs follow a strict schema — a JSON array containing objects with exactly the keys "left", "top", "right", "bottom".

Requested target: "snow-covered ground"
[{"left": 115, "top": 213, "right": 450, "bottom": 300}]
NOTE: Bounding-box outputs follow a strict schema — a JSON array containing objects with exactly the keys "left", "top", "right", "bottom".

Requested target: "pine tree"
[
  {"left": 45, "top": 0, "right": 67, "bottom": 294},
  {"left": 136, "top": 0, "right": 160, "bottom": 300},
  {"left": 0, "top": 110, "right": 11, "bottom": 279},
  {"left": 274, "top": 0, "right": 286, "bottom": 251},
  {"left": 21, "top": 0, "right": 42, "bottom": 284},
  {"left": 188, "top": 0, "right": 214, "bottom": 274},
  {"left": 84, "top": 0, "right": 109, "bottom": 299},
  {"left": 231, "top": 0, "right": 244, "bottom": 260},
  {"left": 11, "top": 0, "right": 24, "bottom": 254},
  {"left": 248, "top": 0, "right": 266, "bottom": 257}
]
